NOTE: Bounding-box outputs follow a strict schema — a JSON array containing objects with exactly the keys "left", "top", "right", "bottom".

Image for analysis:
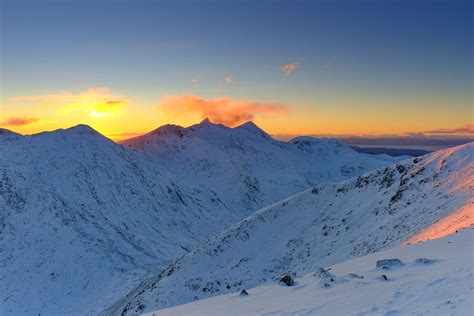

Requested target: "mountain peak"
[
  {"left": 65, "top": 124, "right": 99, "bottom": 135},
  {"left": 149, "top": 124, "right": 186, "bottom": 137},
  {"left": 190, "top": 118, "right": 227, "bottom": 131},
  {"left": 0, "top": 128, "right": 20, "bottom": 135},
  {"left": 199, "top": 118, "right": 212, "bottom": 125},
  {"left": 237, "top": 121, "right": 258, "bottom": 129},
  {"left": 234, "top": 121, "right": 271, "bottom": 140},
  {"left": 0, "top": 128, "right": 22, "bottom": 141}
]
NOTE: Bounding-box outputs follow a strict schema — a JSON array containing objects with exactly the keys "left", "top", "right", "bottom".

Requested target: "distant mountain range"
[
  {"left": 0, "top": 120, "right": 404, "bottom": 315},
  {"left": 350, "top": 146, "right": 431, "bottom": 157},
  {"left": 122, "top": 119, "right": 402, "bottom": 215}
]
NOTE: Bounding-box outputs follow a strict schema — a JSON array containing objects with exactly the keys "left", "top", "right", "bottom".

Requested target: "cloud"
[
  {"left": 424, "top": 124, "right": 474, "bottom": 135},
  {"left": 223, "top": 76, "right": 233, "bottom": 84},
  {"left": 13, "top": 88, "right": 127, "bottom": 119},
  {"left": 2, "top": 116, "right": 39, "bottom": 126},
  {"left": 280, "top": 61, "right": 300, "bottom": 75},
  {"left": 105, "top": 100, "right": 125, "bottom": 106},
  {"left": 157, "top": 94, "right": 291, "bottom": 127}
]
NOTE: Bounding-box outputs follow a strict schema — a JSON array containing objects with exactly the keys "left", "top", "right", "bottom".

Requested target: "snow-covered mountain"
[
  {"left": 0, "top": 122, "right": 402, "bottom": 316},
  {"left": 152, "top": 227, "right": 474, "bottom": 316},
  {"left": 109, "top": 142, "right": 473, "bottom": 315},
  {"left": 0, "top": 125, "right": 242, "bottom": 315},
  {"left": 122, "top": 119, "right": 402, "bottom": 215}
]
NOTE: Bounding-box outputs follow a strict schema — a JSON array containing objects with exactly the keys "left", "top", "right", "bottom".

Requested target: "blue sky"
[{"left": 1, "top": 0, "right": 472, "bottom": 140}]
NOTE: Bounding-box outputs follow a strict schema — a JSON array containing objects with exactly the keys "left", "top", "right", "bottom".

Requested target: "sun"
[{"left": 90, "top": 110, "right": 113, "bottom": 118}]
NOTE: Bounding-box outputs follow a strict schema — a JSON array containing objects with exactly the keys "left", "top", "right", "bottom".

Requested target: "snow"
[
  {"left": 122, "top": 119, "right": 403, "bottom": 215},
  {"left": 1, "top": 120, "right": 471, "bottom": 316},
  {"left": 0, "top": 122, "right": 402, "bottom": 315},
  {"left": 150, "top": 227, "right": 473, "bottom": 316},
  {"left": 0, "top": 125, "right": 240, "bottom": 315},
  {"left": 110, "top": 142, "right": 473, "bottom": 315}
]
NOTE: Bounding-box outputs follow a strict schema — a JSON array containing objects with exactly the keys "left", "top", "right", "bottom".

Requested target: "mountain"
[
  {"left": 122, "top": 119, "right": 403, "bottom": 215},
  {"left": 0, "top": 121, "right": 403, "bottom": 316},
  {"left": 0, "top": 125, "right": 241, "bottom": 315},
  {"left": 151, "top": 227, "right": 473, "bottom": 316},
  {"left": 109, "top": 143, "right": 473, "bottom": 315}
]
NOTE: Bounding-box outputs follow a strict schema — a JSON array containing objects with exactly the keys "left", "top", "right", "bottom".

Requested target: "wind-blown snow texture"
[
  {"left": 110, "top": 143, "right": 473, "bottom": 315},
  {"left": 122, "top": 119, "right": 402, "bottom": 215},
  {"left": 0, "top": 122, "right": 401, "bottom": 315},
  {"left": 0, "top": 126, "right": 241, "bottom": 315},
  {"left": 152, "top": 227, "right": 474, "bottom": 316}
]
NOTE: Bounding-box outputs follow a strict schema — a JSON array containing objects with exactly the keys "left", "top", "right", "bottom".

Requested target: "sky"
[{"left": 0, "top": 0, "right": 472, "bottom": 144}]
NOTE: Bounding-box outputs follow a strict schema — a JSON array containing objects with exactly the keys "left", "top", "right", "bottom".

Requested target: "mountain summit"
[{"left": 122, "top": 121, "right": 401, "bottom": 214}]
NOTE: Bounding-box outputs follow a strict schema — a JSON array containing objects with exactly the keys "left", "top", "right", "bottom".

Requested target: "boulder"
[
  {"left": 376, "top": 258, "right": 403, "bottom": 269},
  {"left": 279, "top": 275, "right": 294, "bottom": 286},
  {"left": 414, "top": 258, "right": 435, "bottom": 265}
]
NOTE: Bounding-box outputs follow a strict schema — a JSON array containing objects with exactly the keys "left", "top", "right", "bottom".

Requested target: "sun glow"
[{"left": 90, "top": 111, "right": 112, "bottom": 118}]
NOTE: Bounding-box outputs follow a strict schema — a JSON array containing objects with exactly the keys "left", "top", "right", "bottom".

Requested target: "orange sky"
[{"left": 1, "top": 87, "right": 473, "bottom": 141}]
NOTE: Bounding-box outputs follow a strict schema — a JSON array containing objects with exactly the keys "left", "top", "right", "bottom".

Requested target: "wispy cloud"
[
  {"left": 2, "top": 116, "right": 39, "bottom": 126},
  {"left": 223, "top": 76, "right": 233, "bottom": 84},
  {"left": 424, "top": 124, "right": 474, "bottom": 135},
  {"left": 280, "top": 61, "right": 300, "bottom": 75},
  {"left": 12, "top": 88, "right": 127, "bottom": 119},
  {"left": 157, "top": 94, "right": 291, "bottom": 127}
]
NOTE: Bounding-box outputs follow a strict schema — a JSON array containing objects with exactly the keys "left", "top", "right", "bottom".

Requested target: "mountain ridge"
[
  {"left": 108, "top": 142, "right": 473, "bottom": 315},
  {"left": 122, "top": 120, "right": 403, "bottom": 215}
]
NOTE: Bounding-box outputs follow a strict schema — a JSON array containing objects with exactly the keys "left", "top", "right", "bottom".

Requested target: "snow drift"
[
  {"left": 152, "top": 227, "right": 474, "bottom": 316},
  {"left": 109, "top": 142, "right": 473, "bottom": 315}
]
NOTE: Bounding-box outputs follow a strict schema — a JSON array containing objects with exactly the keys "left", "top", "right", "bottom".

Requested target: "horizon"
[
  {"left": 2, "top": 117, "right": 473, "bottom": 151},
  {"left": 1, "top": 0, "right": 473, "bottom": 146}
]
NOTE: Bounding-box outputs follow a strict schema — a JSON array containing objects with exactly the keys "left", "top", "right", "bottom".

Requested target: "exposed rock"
[
  {"left": 239, "top": 289, "right": 249, "bottom": 296},
  {"left": 376, "top": 258, "right": 403, "bottom": 269},
  {"left": 414, "top": 258, "right": 435, "bottom": 265},
  {"left": 279, "top": 275, "right": 294, "bottom": 286}
]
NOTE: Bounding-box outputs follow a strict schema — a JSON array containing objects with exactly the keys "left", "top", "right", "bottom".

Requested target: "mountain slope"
[
  {"left": 110, "top": 142, "right": 473, "bottom": 315},
  {"left": 0, "top": 125, "right": 240, "bottom": 315},
  {"left": 122, "top": 119, "right": 402, "bottom": 215},
  {"left": 152, "top": 227, "right": 473, "bottom": 316}
]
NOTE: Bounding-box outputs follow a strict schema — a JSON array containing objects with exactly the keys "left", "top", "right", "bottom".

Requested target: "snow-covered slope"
[
  {"left": 0, "top": 125, "right": 241, "bottom": 315},
  {"left": 109, "top": 143, "right": 473, "bottom": 315},
  {"left": 122, "top": 119, "right": 402, "bottom": 215},
  {"left": 152, "top": 227, "right": 474, "bottom": 316}
]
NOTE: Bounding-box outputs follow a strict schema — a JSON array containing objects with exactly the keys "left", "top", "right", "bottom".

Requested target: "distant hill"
[{"left": 350, "top": 146, "right": 431, "bottom": 157}]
